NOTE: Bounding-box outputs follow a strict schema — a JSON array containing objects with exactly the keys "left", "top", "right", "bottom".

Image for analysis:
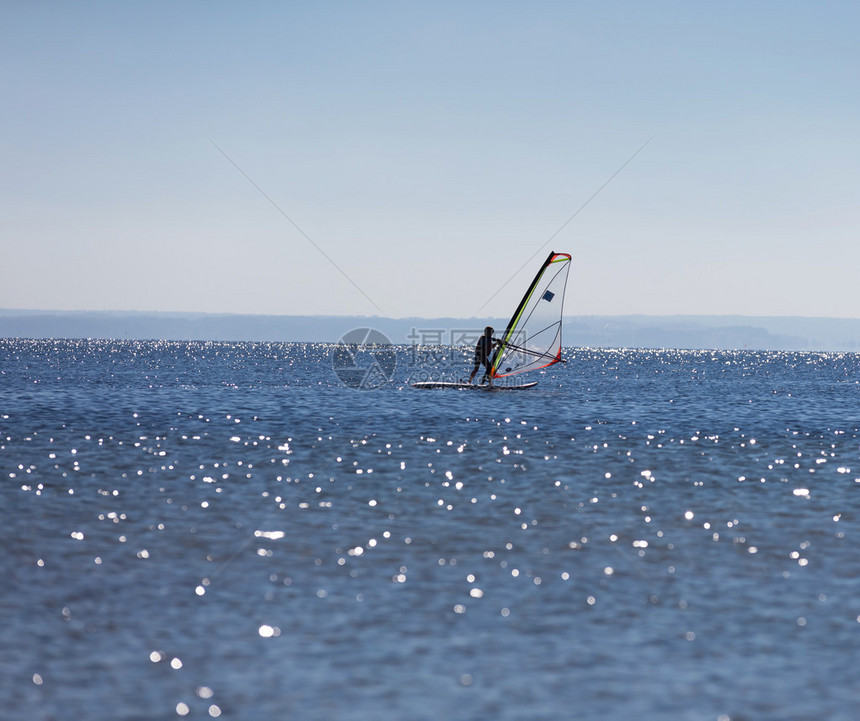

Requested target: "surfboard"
[{"left": 411, "top": 381, "right": 538, "bottom": 390}]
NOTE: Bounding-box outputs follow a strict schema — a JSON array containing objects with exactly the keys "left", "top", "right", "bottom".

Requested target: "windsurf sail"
[{"left": 490, "top": 251, "right": 572, "bottom": 378}]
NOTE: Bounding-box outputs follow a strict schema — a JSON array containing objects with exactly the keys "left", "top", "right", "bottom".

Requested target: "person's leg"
[
  {"left": 483, "top": 359, "right": 493, "bottom": 386},
  {"left": 468, "top": 357, "right": 480, "bottom": 383}
]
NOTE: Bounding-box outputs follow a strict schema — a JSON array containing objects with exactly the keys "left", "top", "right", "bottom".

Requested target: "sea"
[{"left": 2, "top": 338, "right": 859, "bottom": 721}]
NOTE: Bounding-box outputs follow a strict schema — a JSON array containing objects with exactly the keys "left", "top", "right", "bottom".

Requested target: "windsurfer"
[{"left": 468, "top": 326, "right": 501, "bottom": 386}]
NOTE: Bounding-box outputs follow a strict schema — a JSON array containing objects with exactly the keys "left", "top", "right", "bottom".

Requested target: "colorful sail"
[{"left": 490, "top": 251, "right": 572, "bottom": 378}]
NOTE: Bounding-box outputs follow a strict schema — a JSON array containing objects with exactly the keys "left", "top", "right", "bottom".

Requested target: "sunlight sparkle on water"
[
  {"left": 258, "top": 624, "right": 280, "bottom": 638},
  {"left": 5, "top": 341, "right": 860, "bottom": 721}
]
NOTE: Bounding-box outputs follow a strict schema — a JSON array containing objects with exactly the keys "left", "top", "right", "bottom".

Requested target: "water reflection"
[{"left": 2, "top": 340, "right": 860, "bottom": 720}]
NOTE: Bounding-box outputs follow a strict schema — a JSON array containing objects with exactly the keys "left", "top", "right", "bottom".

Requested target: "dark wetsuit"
[{"left": 472, "top": 334, "right": 495, "bottom": 378}]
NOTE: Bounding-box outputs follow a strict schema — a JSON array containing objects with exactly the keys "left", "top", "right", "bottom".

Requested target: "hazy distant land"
[{"left": 3, "top": 309, "right": 860, "bottom": 352}]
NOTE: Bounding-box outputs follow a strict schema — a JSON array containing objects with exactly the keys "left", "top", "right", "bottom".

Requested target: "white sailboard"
[{"left": 411, "top": 380, "right": 538, "bottom": 390}]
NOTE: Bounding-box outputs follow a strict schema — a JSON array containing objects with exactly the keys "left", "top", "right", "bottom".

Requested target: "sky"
[{"left": 2, "top": 1, "right": 859, "bottom": 320}]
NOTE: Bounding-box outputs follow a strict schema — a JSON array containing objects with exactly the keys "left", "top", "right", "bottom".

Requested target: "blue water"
[{"left": 2, "top": 339, "right": 859, "bottom": 720}]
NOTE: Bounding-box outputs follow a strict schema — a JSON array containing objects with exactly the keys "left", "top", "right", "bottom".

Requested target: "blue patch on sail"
[{"left": 542, "top": 290, "right": 555, "bottom": 302}]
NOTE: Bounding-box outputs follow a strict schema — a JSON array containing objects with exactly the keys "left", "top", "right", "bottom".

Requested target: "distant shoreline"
[{"left": 2, "top": 309, "right": 860, "bottom": 352}]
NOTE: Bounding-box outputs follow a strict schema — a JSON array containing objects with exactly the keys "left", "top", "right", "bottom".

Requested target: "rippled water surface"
[{"left": 2, "top": 339, "right": 860, "bottom": 720}]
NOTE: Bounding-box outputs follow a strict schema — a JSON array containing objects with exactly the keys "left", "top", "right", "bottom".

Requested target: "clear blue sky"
[{"left": 2, "top": 1, "right": 858, "bottom": 319}]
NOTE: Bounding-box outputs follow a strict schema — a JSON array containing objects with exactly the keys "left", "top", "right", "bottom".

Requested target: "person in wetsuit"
[{"left": 469, "top": 326, "right": 501, "bottom": 386}]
